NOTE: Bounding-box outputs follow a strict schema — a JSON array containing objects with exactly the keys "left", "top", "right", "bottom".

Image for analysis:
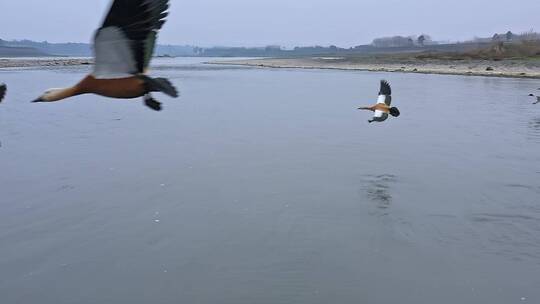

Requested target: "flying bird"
[
  {"left": 32, "top": 0, "right": 178, "bottom": 111},
  {"left": 0, "top": 83, "right": 6, "bottom": 103},
  {"left": 358, "top": 80, "right": 400, "bottom": 123}
]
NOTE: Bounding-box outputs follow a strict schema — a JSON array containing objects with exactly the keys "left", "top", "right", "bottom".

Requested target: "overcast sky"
[{"left": 0, "top": 0, "right": 538, "bottom": 47}]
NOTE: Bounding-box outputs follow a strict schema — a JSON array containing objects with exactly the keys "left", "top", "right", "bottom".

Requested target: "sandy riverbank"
[
  {"left": 208, "top": 57, "right": 540, "bottom": 79},
  {"left": 0, "top": 58, "right": 92, "bottom": 69}
]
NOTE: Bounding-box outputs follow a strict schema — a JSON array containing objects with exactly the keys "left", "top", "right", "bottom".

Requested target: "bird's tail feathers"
[{"left": 141, "top": 76, "right": 179, "bottom": 98}]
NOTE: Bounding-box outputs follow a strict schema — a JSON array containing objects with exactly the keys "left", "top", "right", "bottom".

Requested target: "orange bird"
[
  {"left": 357, "top": 80, "right": 401, "bottom": 123},
  {"left": 32, "top": 0, "right": 178, "bottom": 111}
]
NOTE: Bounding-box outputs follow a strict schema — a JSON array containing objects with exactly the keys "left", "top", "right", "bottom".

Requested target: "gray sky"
[{"left": 0, "top": 0, "right": 538, "bottom": 47}]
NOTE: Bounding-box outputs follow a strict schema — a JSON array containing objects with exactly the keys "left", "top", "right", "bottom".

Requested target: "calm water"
[{"left": 1, "top": 58, "right": 539, "bottom": 304}]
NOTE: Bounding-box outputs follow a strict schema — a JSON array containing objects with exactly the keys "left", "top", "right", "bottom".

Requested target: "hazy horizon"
[{"left": 0, "top": 0, "right": 538, "bottom": 47}]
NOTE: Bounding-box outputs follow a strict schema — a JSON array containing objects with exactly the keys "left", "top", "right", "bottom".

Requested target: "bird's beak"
[{"left": 31, "top": 97, "right": 44, "bottom": 103}]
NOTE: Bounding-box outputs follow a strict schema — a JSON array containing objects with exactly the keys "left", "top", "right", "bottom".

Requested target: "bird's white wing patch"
[
  {"left": 93, "top": 27, "right": 137, "bottom": 79},
  {"left": 374, "top": 110, "right": 385, "bottom": 118},
  {"left": 373, "top": 110, "right": 389, "bottom": 122},
  {"left": 377, "top": 94, "right": 391, "bottom": 106}
]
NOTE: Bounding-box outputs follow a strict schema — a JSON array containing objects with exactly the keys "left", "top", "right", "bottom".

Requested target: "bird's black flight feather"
[
  {"left": 379, "top": 80, "right": 391, "bottom": 96},
  {"left": 98, "top": 0, "right": 170, "bottom": 73}
]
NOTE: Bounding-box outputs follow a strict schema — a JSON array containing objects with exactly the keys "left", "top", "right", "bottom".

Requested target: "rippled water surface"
[{"left": 1, "top": 58, "right": 539, "bottom": 304}]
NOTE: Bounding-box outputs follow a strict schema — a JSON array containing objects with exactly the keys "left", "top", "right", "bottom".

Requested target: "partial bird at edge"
[{"left": 0, "top": 83, "right": 6, "bottom": 103}]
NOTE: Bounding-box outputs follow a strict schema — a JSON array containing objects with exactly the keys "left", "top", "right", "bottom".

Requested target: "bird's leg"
[{"left": 143, "top": 94, "right": 162, "bottom": 111}]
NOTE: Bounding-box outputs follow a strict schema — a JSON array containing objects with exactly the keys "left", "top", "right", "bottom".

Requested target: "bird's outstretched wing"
[
  {"left": 370, "top": 80, "right": 392, "bottom": 122},
  {"left": 370, "top": 112, "right": 388, "bottom": 122},
  {"left": 0, "top": 83, "right": 6, "bottom": 103},
  {"left": 377, "top": 80, "right": 392, "bottom": 106},
  {"left": 93, "top": 0, "right": 170, "bottom": 79}
]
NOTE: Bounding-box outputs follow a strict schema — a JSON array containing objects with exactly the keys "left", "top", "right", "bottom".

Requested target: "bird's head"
[
  {"left": 32, "top": 88, "right": 64, "bottom": 103},
  {"left": 389, "top": 107, "right": 400, "bottom": 117}
]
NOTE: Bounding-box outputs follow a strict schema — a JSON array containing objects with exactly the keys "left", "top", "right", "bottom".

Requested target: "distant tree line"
[
  {"left": 0, "top": 39, "right": 197, "bottom": 57},
  {"left": 480, "top": 30, "right": 540, "bottom": 43},
  {"left": 371, "top": 34, "right": 434, "bottom": 48}
]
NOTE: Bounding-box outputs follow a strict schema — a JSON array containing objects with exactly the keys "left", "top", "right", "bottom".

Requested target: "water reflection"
[
  {"left": 528, "top": 117, "right": 540, "bottom": 142},
  {"left": 466, "top": 182, "right": 540, "bottom": 263},
  {"left": 361, "top": 174, "right": 397, "bottom": 213}
]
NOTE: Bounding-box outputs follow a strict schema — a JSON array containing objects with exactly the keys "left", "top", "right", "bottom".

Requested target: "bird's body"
[
  {"left": 33, "top": 0, "right": 178, "bottom": 111},
  {"left": 367, "top": 103, "right": 392, "bottom": 113},
  {"left": 0, "top": 83, "right": 6, "bottom": 103},
  {"left": 358, "top": 80, "right": 400, "bottom": 123},
  {"left": 78, "top": 75, "right": 146, "bottom": 99}
]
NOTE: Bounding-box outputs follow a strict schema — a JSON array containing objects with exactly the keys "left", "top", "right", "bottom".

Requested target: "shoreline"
[
  {"left": 0, "top": 58, "right": 93, "bottom": 69},
  {"left": 207, "top": 57, "right": 540, "bottom": 79},
  {"left": 2, "top": 57, "right": 539, "bottom": 79}
]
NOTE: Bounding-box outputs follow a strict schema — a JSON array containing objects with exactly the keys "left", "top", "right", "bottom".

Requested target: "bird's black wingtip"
[
  {"left": 0, "top": 83, "right": 6, "bottom": 103},
  {"left": 379, "top": 79, "right": 392, "bottom": 96}
]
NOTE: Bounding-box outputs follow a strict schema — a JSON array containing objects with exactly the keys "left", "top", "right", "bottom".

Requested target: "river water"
[{"left": 1, "top": 58, "right": 539, "bottom": 304}]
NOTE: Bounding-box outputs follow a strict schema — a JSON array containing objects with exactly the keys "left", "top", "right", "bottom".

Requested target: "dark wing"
[
  {"left": 93, "top": 0, "right": 170, "bottom": 78},
  {"left": 379, "top": 80, "right": 391, "bottom": 96},
  {"left": 371, "top": 112, "right": 389, "bottom": 122},
  {"left": 377, "top": 80, "right": 392, "bottom": 106},
  {"left": 0, "top": 84, "right": 6, "bottom": 103}
]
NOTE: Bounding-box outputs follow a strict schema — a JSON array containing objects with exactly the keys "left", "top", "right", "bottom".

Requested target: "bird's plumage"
[
  {"left": 93, "top": 0, "right": 170, "bottom": 78},
  {"left": 0, "top": 83, "right": 6, "bottom": 103},
  {"left": 377, "top": 80, "right": 392, "bottom": 106},
  {"left": 379, "top": 80, "right": 391, "bottom": 96},
  {"left": 32, "top": 0, "right": 177, "bottom": 111},
  {"left": 373, "top": 80, "right": 392, "bottom": 121}
]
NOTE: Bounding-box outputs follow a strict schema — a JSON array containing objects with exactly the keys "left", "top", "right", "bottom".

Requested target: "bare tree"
[
  {"left": 418, "top": 35, "right": 426, "bottom": 46},
  {"left": 519, "top": 29, "right": 540, "bottom": 42}
]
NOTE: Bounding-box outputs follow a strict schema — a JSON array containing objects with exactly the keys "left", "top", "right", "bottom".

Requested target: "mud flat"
[
  {"left": 208, "top": 57, "right": 540, "bottom": 79},
  {"left": 0, "top": 58, "right": 92, "bottom": 69}
]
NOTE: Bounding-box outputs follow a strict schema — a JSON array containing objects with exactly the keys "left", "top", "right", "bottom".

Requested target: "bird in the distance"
[
  {"left": 32, "top": 0, "right": 178, "bottom": 111},
  {"left": 357, "top": 80, "right": 400, "bottom": 123}
]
